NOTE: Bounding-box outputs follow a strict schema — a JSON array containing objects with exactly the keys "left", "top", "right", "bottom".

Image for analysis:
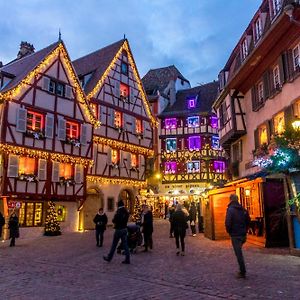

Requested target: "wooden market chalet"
[{"left": 0, "top": 39, "right": 155, "bottom": 236}]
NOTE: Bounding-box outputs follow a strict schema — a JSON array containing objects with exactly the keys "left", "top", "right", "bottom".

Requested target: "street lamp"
[{"left": 284, "top": 4, "right": 300, "bottom": 26}]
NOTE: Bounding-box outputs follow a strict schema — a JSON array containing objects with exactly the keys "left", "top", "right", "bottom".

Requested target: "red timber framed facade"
[
  {"left": 73, "top": 39, "right": 156, "bottom": 228},
  {"left": 211, "top": 0, "right": 300, "bottom": 247},
  {"left": 0, "top": 41, "right": 96, "bottom": 237}
]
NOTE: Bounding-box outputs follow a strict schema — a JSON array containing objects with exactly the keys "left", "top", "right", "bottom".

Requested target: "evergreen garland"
[{"left": 44, "top": 201, "right": 61, "bottom": 236}]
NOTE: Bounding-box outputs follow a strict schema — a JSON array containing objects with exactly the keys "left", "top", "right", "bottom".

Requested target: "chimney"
[
  {"left": 17, "top": 41, "right": 35, "bottom": 59},
  {"left": 0, "top": 61, "right": 3, "bottom": 68}
]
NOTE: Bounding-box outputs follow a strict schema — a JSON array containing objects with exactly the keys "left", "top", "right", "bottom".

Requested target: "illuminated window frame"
[
  {"left": 254, "top": 17, "right": 262, "bottom": 43},
  {"left": 241, "top": 38, "right": 248, "bottom": 60},
  {"left": 90, "top": 103, "right": 98, "bottom": 119},
  {"left": 273, "top": 65, "right": 280, "bottom": 88},
  {"left": 120, "top": 83, "right": 129, "bottom": 98},
  {"left": 59, "top": 163, "right": 73, "bottom": 180},
  {"left": 66, "top": 121, "right": 79, "bottom": 139},
  {"left": 187, "top": 97, "right": 197, "bottom": 109},
  {"left": 136, "top": 119, "right": 143, "bottom": 134},
  {"left": 187, "top": 116, "right": 200, "bottom": 128},
  {"left": 273, "top": 111, "right": 285, "bottom": 135},
  {"left": 121, "top": 61, "right": 128, "bottom": 76},
  {"left": 19, "top": 202, "right": 43, "bottom": 227},
  {"left": 213, "top": 160, "right": 225, "bottom": 173},
  {"left": 165, "top": 161, "right": 177, "bottom": 174},
  {"left": 111, "top": 149, "right": 120, "bottom": 165},
  {"left": 258, "top": 124, "right": 268, "bottom": 145},
  {"left": 165, "top": 118, "right": 177, "bottom": 129},
  {"left": 19, "top": 157, "right": 36, "bottom": 175},
  {"left": 188, "top": 136, "right": 201, "bottom": 151},
  {"left": 131, "top": 154, "right": 139, "bottom": 168},
  {"left": 27, "top": 111, "right": 44, "bottom": 132},
  {"left": 114, "top": 111, "right": 123, "bottom": 128},
  {"left": 187, "top": 161, "right": 200, "bottom": 173},
  {"left": 166, "top": 138, "right": 177, "bottom": 153},
  {"left": 212, "top": 136, "right": 220, "bottom": 149}
]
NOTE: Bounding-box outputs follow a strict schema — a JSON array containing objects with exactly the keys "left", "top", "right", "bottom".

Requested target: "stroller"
[{"left": 117, "top": 223, "right": 143, "bottom": 254}]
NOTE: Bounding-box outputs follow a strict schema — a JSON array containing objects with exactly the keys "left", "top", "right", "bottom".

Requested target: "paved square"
[{"left": 0, "top": 219, "right": 299, "bottom": 299}]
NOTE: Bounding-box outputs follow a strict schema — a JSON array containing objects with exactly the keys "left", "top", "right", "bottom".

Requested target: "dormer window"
[
  {"left": 241, "top": 39, "right": 248, "bottom": 60},
  {"left": 254, "top": 17, "right": 262, "bottom": 43},
  {"left": 187, "top": 97, "right": 197, "bottom": 109},
  {"left": 121, "top": 62, "right": 128, "bottom": 76}
]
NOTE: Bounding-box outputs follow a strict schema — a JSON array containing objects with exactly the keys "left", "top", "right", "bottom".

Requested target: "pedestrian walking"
[
  {"left": 189, "top": 201, "right": 197, "bottom": 236},
  {"left": 8, "top": 212, "right": 19, "bottom": 247},
  {"left": 197, "top": 201, "right": 204, "bottom": 233},
  {"left": 225, "top": 194, "right": 250, "bottom": 279},
  {"left": 168, "top": 204, "right": 175, "bottom": 238},
  {"left": 0, "top": 211, "right": 5, "bottom": 239},
  {"left": 93, "top": 208, "right": 108, "bottom": 247},
  {"left": 141, "top": 205, "right": 153, "bottom": 252},
  {"left": 172, "top": 204, "right": 188, "bottom": 256},
  {"left": 103, "top": 200, "right": 130, "bottom": 264}
]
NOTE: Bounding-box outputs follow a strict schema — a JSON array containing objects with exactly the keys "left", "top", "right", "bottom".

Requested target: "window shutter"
[
  {"left": 130, "top": 87, "right": 135, "bottom": 103},
  {"left": 127, "top": 152, "right": 132, "bottom": 168},
  {"left": 286, "top": 50, "right": 294, "bottom": 81},
  {"left": 254, "top": 129, "right": 259, "bottom": 149},
  {"left": 278, "top": 55, "right": 285, "bottom": 84},
  {"left": 142, "top": 120, "right": 147, "bottom": 136},
  {"left": 80, "top": 124, "right": 88, "bottom": 145},
  {"left": 16, "top": 107, "right": 27, "bottom": 132},
  {"left": 57, "top": 117, "right": 66, "bottom": 141},
  {"left": 123, "top": 114, "right": 128, "bottom": 131},
  {"left": 52, "top": 161, "right": 60, "bottom": 182},
  {"left": 269, "top": 70, "right": 275, "bottom": 96},
  {"left": 75, "top": 165, "right": 83, "bottom": 183},
  {"left": 100, "top": 107, "right": 106, "bottom": 124},
  {"left": 65, "top": 85, "right": 72, "bottom": 99},
  {"left": 284, "top": 105, "right": 294, "bottom": 129},
  {"left": 8, "top": 155, "right": 19, "bottom": 177},
  {"left": 114, "top": 81, "right": 120, "bottom": 98},
  {"left": 45, "top": 113, "right": 54, "bottom": 138},
  {"left": 107, "top": 148, "right": 112, "bottom": 165},
  {"left": 38, "top": 159, "right": 47, "bottom": 180},
  {"left": 42, "top": 77, "right": 50, "bottom": 91},
  {"left": 120, "top": 150, "right": 124, "bottom": 166},
  {"left": 132, "top": 116, "right": 136, "bottom": 133},
  {"left": 108, "top": 108, "right": 115, "bottom": 127},
  {"left": 268, "top": 119, "right": 274, "bottom": 138},
  {"left": 251, "top": 86, "right": 258, "bottom": 111},
  {"left": 266, "top": 121, "right": 271, "bottom": 144},
  {"left": 263, "top": 72, "right": 270, "bottom": 99}
]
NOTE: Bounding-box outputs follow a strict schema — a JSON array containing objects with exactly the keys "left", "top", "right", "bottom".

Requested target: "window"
[
  {"left": 241, "top": 39, "right": 248, "bottom": 60},
  {"left": 107, "top": 197, "right": 115, "bottom": 212},
  {"left": 111, "top": 149, "right": 120, "bottom": 164},
  {"left": 19, "top": 157, "right": 36, "bottom": 175},
  {"left": 90, "top": 103, "right": 98, "bottom": 119},
  {"left": 121, "top": 62, "right": 128, "bottom": 75},
  {"left": 257, "top": 81, "right": 264, "bottom": 102},
  {"left": 273, "top": 65, "right": 280, "bottom": 88},
  {"left": 254, "top": 17, "right": 262, "bottom": 42},
  {"left": 271, "top": 0, "right": 282, "bottom": 17},
  {"left": 293, "top": 45, "right": 300, "bottom": 70},
  {"left": 19, "top": 202, "right": 43, "bottom": 227},
  {"left": 232, "top": 141, "right": 243, "bottom": 162},
  {"left": 120, "top": 83, "right": 129, "bottom": 99},
  {"left": 258, "top": 124, "right": 268, "bottom": 145},
  {"left": 56, "top": 82, "right": 64, "bottom": 96},
  {"left": 166, "top": 138, "right": 177, "bottom": 152},
  {"left": 114, "top": 111, "right": 122, "bottom": 128},
  {"left": 187, "top": 161, "right": 200, "bottom": 173},
  {"left": 210, "top": 116, "right": 218, "bottom": 129},
  {"left": 131, "top": 154, "right": 139, "bottom": 168},
  {"left": 219, "top": 102, "right": 228, "bottom": 127},
  {"left": 66, "top": 121, "right": 79, "bottom": 139},
  {"left": 188, "top": 136, "right": 201, "bottom": 151},
  {"left": 49, "top": 80, "right": 55, "bottom": 93},
  {"left": 212, "top": 136, "right": 220, "bottom": 149},
  {"left": 274, "top": 111, "right": 285, "bottom": 135},
  {"left": 165, "top": 162, "right": 177, "bottom": 174},
  {"left": 187, "top": 116, "right": 200, "bottom": 128},
  {"left": 27, "top": 111, "right": 44, "bottom": 132},
  {"left": 165, "top": 118, "right": 177, "bottom": 129},
  {"left": 187, "top": 97, "right": 197, "bottom": 109},
  {"left": 136, "top": 119, "right": 143, "bottom": 134},
  {"left": 60, "top": 163, "right": 73, "bottom": 179},
  {"left": 213, "top": 161, "right": 225, "bottom": 173}
]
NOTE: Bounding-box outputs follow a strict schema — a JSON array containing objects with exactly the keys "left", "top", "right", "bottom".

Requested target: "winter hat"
[{"left": 117, "top": 200, "right": 125, "bottom": 207}]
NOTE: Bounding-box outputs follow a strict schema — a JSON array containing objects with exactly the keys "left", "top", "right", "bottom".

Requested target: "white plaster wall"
[
  {"left": 175, "top": 78, "right": 191, "bottom": 91},
  {"left": 59, "top": 201, "right": 79, "bottom": 232}
]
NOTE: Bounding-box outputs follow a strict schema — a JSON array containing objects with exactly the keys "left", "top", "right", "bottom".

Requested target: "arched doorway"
[{"left": 119, "top": 189, "right": 134, "bottom": 214}]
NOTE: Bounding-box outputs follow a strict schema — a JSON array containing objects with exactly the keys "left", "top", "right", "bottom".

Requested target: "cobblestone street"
[{"left": 0, "top": 219, "right": 299, "bottom": 299}]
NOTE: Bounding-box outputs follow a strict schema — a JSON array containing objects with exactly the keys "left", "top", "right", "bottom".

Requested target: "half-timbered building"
[
  {"left": 0, "top": 41, "right": 96, "bottom": 237},
  {"left": 73, "top": 39, "right": 156, "bottom": 228}
]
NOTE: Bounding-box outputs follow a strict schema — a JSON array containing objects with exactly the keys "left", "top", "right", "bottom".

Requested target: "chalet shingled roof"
[
  {"left": 142, "top": 65, "right": 190, "bottom": 96},
  {"left": 72, "top": 39, "right": 125, "bottom": 95},
  {"left": 0, "top": 41, "right": 60, "bottom": 93},
  {"left": 159, "top": 81, "right": 219, "bottom": 118}
]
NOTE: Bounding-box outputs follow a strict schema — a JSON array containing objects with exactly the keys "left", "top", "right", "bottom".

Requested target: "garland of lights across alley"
[{"left": 87, "top": 175, "right": 147, "bottom": 188}]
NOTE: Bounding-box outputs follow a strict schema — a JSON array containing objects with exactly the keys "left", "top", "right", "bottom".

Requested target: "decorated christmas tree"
[
  {"left": 44, "top": 201, "right": 61, "bottom": 236},
  {"left": 132, "top": 197, "right": 142, "bottom": 223}
]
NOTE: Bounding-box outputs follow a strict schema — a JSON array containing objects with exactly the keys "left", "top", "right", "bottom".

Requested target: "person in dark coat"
[
  {"left": 168, "top": 204, "right": 175, "bottom": 238},
  {"left": 225, "top": 194, "right": 250, "bottom": 279},
  {"left": 8, "top": 212, "right": 19, "bottom": 247},
  {"left": 103, "top": 200, "right": 130, "bottom": 264},
  {"left": 189, "top": 202, "right": 197, "bottom": 236},
  {"left": 172, "top": 204, "right": 188, "bottom": 256},
  {"left": 197, "top": 201, "right": 204, "bottom": 233},
  {"left": 0, "top": 211, "right": 5, "bottom": 239},
  {"left": 93, "top": 208, "right": 108, "bottom": 247},
  {"left": 141, "top": 205, "right": 153, "bottom": 252}
]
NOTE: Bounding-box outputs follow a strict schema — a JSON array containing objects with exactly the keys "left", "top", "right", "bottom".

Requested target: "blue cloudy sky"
[{"left": 0, "top": 0, "right": 261, "bottom": 86}]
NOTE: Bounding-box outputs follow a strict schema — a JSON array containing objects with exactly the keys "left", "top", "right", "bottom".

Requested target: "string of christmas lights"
[{"left": 87, "top": 175, "right": 147, "bottom": 188}]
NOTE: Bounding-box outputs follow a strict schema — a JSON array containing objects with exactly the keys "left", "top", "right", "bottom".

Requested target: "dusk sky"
[{"left": 0, "top": 0, "right": 261, "bottom": 86}]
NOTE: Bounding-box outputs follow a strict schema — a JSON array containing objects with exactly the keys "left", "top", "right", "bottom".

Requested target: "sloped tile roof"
[
  {"left": 142, "top": 65, "right": 190, "bottom": 96},
  {"left": 0, "top": 41, "right": 60, "bottom": 93},
  {"left": 159, "top": 81, "right": 219, "bottom": 117},
  {"left": 72, "top": 39, "right": 125, "bottom": 95}
]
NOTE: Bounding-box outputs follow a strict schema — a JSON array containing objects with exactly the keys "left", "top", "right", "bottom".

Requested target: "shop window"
[
  {"left": 165, "top": 162, "right": 177, "bottom": 174},
  {"left": 111, "top": 149, "right": 120, "bottom": 164},
  {"left": 293, "top": 44, "right": 300, "bottom": 70},
  {"left": 165, "top": 118, "right": 177, "bottom": 129},
  {"left": 66, "top": 121, "right": 79, "bottom": 139},
  {"left": 254, "top": 17, "right": 262, "bottom": 43},
  {"left": 213, "top": 161, "right": 225, "bottom": 173},
  {"left": 59, "top": 163, "right": 73, "bottom": 180},
  {"left": 274, "top": 111, "right": 285, "bottom": 135},
  {"left": 211, "top": 136, "right": 220, "bottom": 149},
  {"left": 258, "top": 124, "right": 268, "bottom": 145},
  {"left": 187, "top": 161, "right": 200, "bottom": 173},
  {"left": 188, "top": 136, "right": 201, "bottom": 151},
  {"left": 19, "top": 202, "right": 43, "bottom": 227},
  {"left": 114, "top": 111, "right": 122, "bottom": 128},
  {"left": 27, "top": 111, "right": 44, "bottom": 132},
  {"left": 131, "top": 154, "right": 139, "bottom": 168},
  {"left": 210, "top": 116, "right": 218, "bottom": 129},
  {"left": 136, "top": 119, "right": 143, "bottom": 134},
  {"left": 241, "top": 38, "right": 248, "bottom": 60},
  {"left": 187, "top": 97, "right": 197, "bottom": 109},
  {"left": 19, "top": 157, "right": 36, "bottom": 175},
  {"left": 187, "top": 116, "right": 200, "bottom": 128},
  {"left": 120, "top": 83, "right": 129, "bottom": 100},
  {"left": 166, "top": 138, "right": 177, "bottom": 152},
  {"left": 121, "top": 62, "right": 128, "bottom": 75}
]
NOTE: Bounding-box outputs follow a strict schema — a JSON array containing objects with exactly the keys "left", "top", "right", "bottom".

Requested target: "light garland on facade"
[
  {"left": 87, "top": 175, "right": 147, "bottom": 188},
  {"left": 93, "top": 136, "right": 154, "bottom": 156},
  {"left": 0, "top": 144, "right": 49, "bottom": 159},
  {"left": 87, "top": 40, "right": 158, "bottom": 127},
  {"left": 50, "top": 153, "right": 93, "bottom": 168},
  {"left": 0, "top": 43, "right": 100, "bottom": 128}
]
